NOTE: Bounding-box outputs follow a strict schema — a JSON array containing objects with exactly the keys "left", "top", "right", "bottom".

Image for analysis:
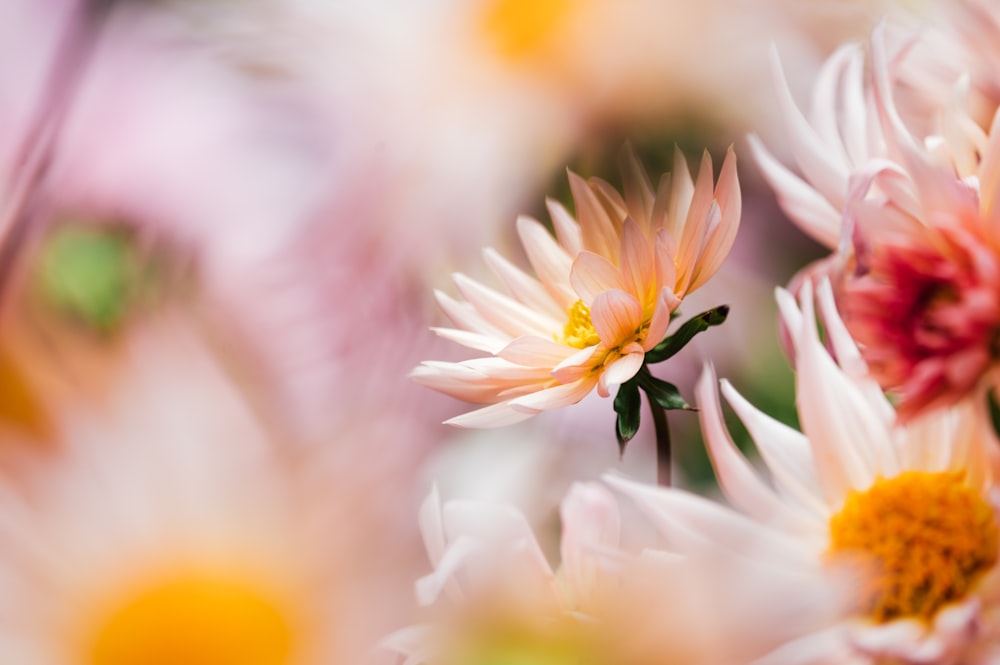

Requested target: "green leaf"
[
  {"left": 644, "top": 304, "right": 730, "bottom": 364},
  {"left": 613, "top": 379, "right": 641, "bottom": 456},
  {"left": 636, "top": 371, "right": 690, "bottom": 411}
]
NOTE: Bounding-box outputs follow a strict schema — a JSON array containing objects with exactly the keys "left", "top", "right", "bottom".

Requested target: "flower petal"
[
  {"left": 570, "top": 251, "right": 625, "bottom": 305},
  {"left": 590, "top": 290, "right": 643, "bottom": 347},
  {"left": 696, "top": 366, "right": 818, "bottom": 530},
  {"left": 597, "top": 351, "right": 643, "bottom": 398},
  {"left": 509, "top": 376, "right": 598, "bottom": 413}
]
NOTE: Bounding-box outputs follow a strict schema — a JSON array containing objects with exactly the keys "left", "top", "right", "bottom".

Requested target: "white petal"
[{"left": 696, "top": 366, "right": 818, "bottom": 530}]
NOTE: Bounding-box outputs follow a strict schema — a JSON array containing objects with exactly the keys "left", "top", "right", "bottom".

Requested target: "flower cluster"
[{"left": 4, "top": 2, "right": 1000, "bottom": 665}]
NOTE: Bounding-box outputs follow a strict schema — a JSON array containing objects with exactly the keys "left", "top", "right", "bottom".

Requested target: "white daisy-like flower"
[
  {"left": 0, "top": 323, "right": 404, "bottom": 665},
  {"left": 609, "top": 279, "right": 1000, "bottom": 664}
]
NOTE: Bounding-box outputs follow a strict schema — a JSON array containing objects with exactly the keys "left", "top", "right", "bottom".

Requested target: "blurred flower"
[
  {"left": 890, "top": 0, "right": 1000, "bottom": 135},
  {"left": 611, "top": 279, "right": 1000, "bottom": 664},
  {"left": 412, "top": 147, "right": 740, "bottom": 427},
  {"left": 386, "top": 481, "right": 749, "bottom": 665},
  {"left": 750, "top": 24, "right": 1000, "bottom": 417},
  {"left": 0, "top": 321, "right": 415, "bottom": 664}
]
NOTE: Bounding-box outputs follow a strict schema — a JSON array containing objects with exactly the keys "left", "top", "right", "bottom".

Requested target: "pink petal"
[
  {"left": 590, "top": 289, "right": 643, "bottom": 347},
  {"left": 687, "top": 146, "right": 741, "bottom": 293},
  {"left": 484, "top": 247, "right": 566, "bottom": 318},
  {"left": 597, "top": 351, "right": 644, "bottom": 397},
  {"left": 568, "top": 170, "right": 619, "bottom": 261},
  {"left": 498, "top": 335, "right": 578, "bottom": 367},
  {"left": 453, "top": 272, "right": 561, "bottom": 338},
  {"left": 445, "top": 402, "right": 536, "bottom": 428},
  {"left": 546, "top": 198, "right": 583, "bottom": 256},
  {"left": 747, "top": 135, "right": 841, "bottom": 249},
  {"left": 552, "top": 344, "right": 599, "bottom": 383},
  {"left": 509, "top": 376, "right": 598, "bottom": 413},
  {"left": 570, "top": 251, "right": 625, "bottom": 304},
  {"left": 516, "top": 216, "right": 576, "bottom": 302},
  {"left": 619, "top": 218, "right": 655, "bottom": 302},
  {"left": 642, "top": 288, "right": 680, "bottom": 351}
]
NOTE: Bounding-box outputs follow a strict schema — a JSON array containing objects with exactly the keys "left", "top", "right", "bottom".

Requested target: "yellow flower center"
[
  {"left": 561, "top": 300, "right": 601, "bottom": 349},
  {"left": 87, "top": 573, "right": 297, "bottom": 665},
  {"left": 479, "top": 0, "right": 575, "bottom": 61},
  {"left": 828, "top": 470, "right": 998, "bottom": 623}
]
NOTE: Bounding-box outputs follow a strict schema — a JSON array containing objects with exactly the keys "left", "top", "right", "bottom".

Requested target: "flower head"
[
  {"left": 752, "top": 25, "right": 1000, "bottom": 418},
  {"left": 0, "top": 323, "right": 407, "bottom": 665},
  {"left": 413, "top": 147, "right": 740, "bottom": 427},
  {"left": 610, "top": 280, "right": 1000, "bottom": 664}
]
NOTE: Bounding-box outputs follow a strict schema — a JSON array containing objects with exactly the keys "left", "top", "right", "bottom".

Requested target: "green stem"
[{"left": 648, "top": 395, "right": 671, "bottom": 487}]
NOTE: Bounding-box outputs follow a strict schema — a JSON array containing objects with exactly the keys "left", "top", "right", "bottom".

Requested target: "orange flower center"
[
  {"left": 828, "top": 470, "right": 998, "bottom": 623},
  {"left": 479, "top": 0, "right": 576, "bottom": 61},
  {"left": 560, "top": 300, "right": 600, "bottom": 349},
  {"left": 87, "top": 573, "right": 297, "bottom": 665}
]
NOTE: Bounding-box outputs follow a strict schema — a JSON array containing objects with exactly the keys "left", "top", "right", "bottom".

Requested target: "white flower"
[{"left": 610, "top": 280, "right": 1000, "bottom": 664}]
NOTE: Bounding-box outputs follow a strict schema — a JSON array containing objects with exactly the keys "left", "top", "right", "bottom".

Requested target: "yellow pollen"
[
  {"left": 87, "top": 573, "right": 296, "bottom": 665},
  {"left": 479, "top": 0, "right": 575, "bottom": 61},
  {"left": 560, "top": 300, "right": 601, "bottom": 349},
  {"left": 828, "top": 470, "right": 998, "bottom": 623}
]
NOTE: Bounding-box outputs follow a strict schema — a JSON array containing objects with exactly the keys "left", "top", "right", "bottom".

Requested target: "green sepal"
[
  {"left": 636, "top": 370, "right": 691, "bottom": 411},
  {"left": 613, "top": 379, "right": 641, "bottom": 457},
  {"left": 644, "top": 304, "right": 730, "bottom": 364}
]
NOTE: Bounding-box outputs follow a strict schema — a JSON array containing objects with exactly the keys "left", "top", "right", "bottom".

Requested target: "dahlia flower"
[
  {"left": 0, "top": 324, "right": 411, "bottom": 665},
  {"left": 751, "top": 25, "right": 1000, "bottom": 418},
  {"left": 412, "top": 147, "right": 740, "bottom": 428},
  {"left": 611, "top": 280, "right": 1000, "bottom": 664}
]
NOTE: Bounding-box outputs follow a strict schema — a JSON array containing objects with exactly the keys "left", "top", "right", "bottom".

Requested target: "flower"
[
  {"left": 751, "top": 25, "right": 1000, "bottom": 417},
  {"left": 0, "top": 322, "right": 412, "bottom": 665},
  {"left": 609, "top": 280, "right": 1000, "bottom": 664},
  {"left": 412, "top": 147, "right": 740, "bottom": 427},
  {"left": 385, "top": 482, "right": 623, "bottom": 665},
  {"left": 386, "top": 481, "right": 744, "bottom": 665}
]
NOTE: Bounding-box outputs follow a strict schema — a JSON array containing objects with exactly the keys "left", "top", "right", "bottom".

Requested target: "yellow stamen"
[
  {"left": 560, "top": 300, "right": 601, "bottom": 349},
  {"left": 88, "top": 573, "right": 296, "bottom": 665},
  {"left": 479, "top": 0, "right": 576, "bottom": 61},
  {"left": 828, "top": 470, "right": 998, "bottom": 623}
]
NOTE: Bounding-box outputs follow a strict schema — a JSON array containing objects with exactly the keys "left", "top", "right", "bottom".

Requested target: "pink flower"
[
  {"left": 412, "top": 147, "right": 740, "bottom": 427},
  {"left": 752, "top": 24, "right": 1000, "bottom": 418},
  {"left": 844, "top": 224, "right": 1000, "bottom": 419}
]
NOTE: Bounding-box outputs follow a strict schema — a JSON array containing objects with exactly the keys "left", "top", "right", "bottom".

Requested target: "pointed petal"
[
  {"left": 484, "top": 247, "right": 565, "bottom": 318},
  {"left": 590, "top": 290, "right": 643, "bottom": 347},
  {"left": 696, "top": 366, "right": 818, "bottom": 529},
  {"left": 619, "top": 218, "right": 656, "bottom": 303},
  {"left": 570, "top": 251, "right": 626, "bottom": 304},
  {"left": 546, "top": 198, "right": 583, "bottom": 257},
  {"left": 597, "top": 351, "right": 643, "bottom": 398}
]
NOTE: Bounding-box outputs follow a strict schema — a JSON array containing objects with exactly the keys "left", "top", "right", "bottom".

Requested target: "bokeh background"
[{"left": 0, "top": 0, "right": 936, "bottom": 662}]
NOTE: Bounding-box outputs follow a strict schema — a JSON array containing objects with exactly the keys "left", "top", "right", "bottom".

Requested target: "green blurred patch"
[{"left": 34, "top": 223, "right": 156, "bottom": 336}]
